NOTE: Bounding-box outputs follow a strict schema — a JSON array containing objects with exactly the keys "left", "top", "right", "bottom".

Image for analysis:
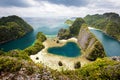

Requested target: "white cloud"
[{"left": 0, "top": 0, "right": 120, "bottom": 17}]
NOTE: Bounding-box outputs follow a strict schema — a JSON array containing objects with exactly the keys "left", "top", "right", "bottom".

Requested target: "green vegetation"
[
  {"left": 65, "top": 19, "right": 74, "bottom": 26},
  {"left": 1, "top": 52, "right": 120, "bottom": 80},
  {"left": 57, "top": 28, "right": 70, "bottom": 39},
  {"left": 58, "top": 18, "right": 85, "bottom": 39},
  {"left": 0, "top": 15, "right": 33, "bottom": 44},
  {"left": 24, "top": 32, "right": 46, "bottom": 55},
  {"left": 78, "top": 24, "right": 106, "bottom": 60},
  {"left": 70, "top": 18, "right": 85, "bottom": 37},
  {"left": 84, "top": 12, "right": 120, "bottom": 40},
  {"left": 73, "top": 58, "right": 120, "bottom": 80}
]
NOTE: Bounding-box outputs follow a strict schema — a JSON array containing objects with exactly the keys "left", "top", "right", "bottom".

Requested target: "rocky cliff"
[{"left": 78, "top": 24, "right": 106, "bottom": 60}]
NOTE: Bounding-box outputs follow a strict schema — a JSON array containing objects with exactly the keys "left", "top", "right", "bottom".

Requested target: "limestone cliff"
[{"left": 78, "top": 24, "right": 106, "bottom": 61}]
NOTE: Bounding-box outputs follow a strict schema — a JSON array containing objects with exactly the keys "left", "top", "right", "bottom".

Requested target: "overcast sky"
[{"left": 0, "top": 0, "right": 120, "bottom": 17}]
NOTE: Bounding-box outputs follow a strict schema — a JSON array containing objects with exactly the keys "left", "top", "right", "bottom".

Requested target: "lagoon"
[{"left": 47, "top": 42, "right": 81, "bottom": 57}]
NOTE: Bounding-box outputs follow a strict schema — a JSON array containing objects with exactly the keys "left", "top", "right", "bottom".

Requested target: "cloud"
[
  {"left": 0, "top": 0, "right": 120, "bottom": 17},
  {"left": 0, "top": 0, "right": 34, "bottom": 7},
  {"left": 36, "top": 0, "right": 90, "bottom": 7}
]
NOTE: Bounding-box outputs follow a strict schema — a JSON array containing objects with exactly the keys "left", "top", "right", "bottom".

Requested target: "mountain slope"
[
  {"left": 0, "top": 15, "right": 33, "bottom": 44},
  {"left": 84, "top": 12, "right": 120, "bottom": 41}
]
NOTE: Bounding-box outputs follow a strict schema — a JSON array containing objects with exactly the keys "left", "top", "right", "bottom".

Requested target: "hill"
[
  {"left": 84, "top": 12, "right": 120, "bottom": 41},
  {"left": 0, "top": 15, "right": 33, "bottom": 44}
]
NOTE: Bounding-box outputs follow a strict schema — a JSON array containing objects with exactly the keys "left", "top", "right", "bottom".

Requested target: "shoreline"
[
  {"left": 88, "top": 27, "right": 120, "bottom": 42},
  {"left": 30, "top": 37, "right": 90, "bottom": 70}
]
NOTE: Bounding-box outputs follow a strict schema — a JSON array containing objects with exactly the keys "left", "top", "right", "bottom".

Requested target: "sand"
[{"left": 30, "top": 37, "right": 90, "bottom": 70}]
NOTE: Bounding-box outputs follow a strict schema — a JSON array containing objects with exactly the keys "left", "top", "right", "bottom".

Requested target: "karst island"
[{"left": 0, "top": 0, "right": 120, "bottom": 80}]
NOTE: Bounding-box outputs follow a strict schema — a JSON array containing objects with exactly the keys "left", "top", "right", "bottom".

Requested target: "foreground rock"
[
  {"left": 110, "top": 56, "right": 120, "bottom": 61},
  {"left": 78, "top": 24, "right": 106, "bottom": 61}
]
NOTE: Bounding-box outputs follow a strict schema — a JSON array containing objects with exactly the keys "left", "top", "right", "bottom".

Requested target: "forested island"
[
  {"left": 0, "top": 13, "right": 120, "bottom": 80},
  {"left": 0, "top": 15, "right": 33, "bottom": 44},
  {"left": 84, "top": 12, "right": 120, "bottom": 41}
]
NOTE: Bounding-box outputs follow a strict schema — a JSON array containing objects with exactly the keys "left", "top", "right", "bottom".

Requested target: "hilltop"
[{"left": 0, "top": 15, "right": 33, "bottom": 44}]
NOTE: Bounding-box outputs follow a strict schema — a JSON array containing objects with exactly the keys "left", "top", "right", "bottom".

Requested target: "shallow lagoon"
[{"left": 47, "top": 42, "right": 81, "bottom": 57}]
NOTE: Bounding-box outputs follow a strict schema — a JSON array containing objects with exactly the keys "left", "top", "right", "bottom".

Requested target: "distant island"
[{"left": 0, "top": 15, "right": 33, "bottom": 44}]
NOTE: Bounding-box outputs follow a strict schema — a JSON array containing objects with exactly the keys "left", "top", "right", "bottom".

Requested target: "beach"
[{"left": 30, "top": 37, "right": 90, "bottom": 70}]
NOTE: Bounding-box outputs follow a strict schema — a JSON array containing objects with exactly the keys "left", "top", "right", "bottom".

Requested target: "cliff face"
[
  {"left": 78, "top": 24, "right": 106, "bottom": 60},
  {"left": 0, "top": 15, "right": 33, "bottom": 44}
]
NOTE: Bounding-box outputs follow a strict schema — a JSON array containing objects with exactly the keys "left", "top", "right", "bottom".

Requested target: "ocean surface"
[{"left": 0, "top": 17, "right": 120, "bottom": 56}]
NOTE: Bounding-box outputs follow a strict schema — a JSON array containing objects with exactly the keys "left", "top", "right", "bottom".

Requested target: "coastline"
[
  {"left": 30, "top": 37, "right": 90, "bottom": 70},
  {"left": 88, "top": 27, "right": 120, "bottom": 42}
]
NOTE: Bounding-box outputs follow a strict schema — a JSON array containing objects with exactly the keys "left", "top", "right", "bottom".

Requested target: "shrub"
[
  {"left": 74, "top": 61, "right": 81, "bottom": 69},
  {"left": 58, "top": 61, "right": 63, "bottom": 66}
]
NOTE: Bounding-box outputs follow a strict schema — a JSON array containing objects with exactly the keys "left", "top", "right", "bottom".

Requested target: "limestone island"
[{"left": 0, "top": 14, "right": 120, "bottom": 80}]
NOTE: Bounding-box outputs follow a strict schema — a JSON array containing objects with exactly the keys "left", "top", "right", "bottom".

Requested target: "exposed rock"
[
  {"left": 78, "top": 24, "right": 106, "bottom": 61},
  {"left": 110, "top": 56, "right": 120, "bottom": 61}
]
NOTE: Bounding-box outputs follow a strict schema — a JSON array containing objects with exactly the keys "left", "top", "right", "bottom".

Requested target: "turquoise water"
[
  {"left": 0, "top": 17, "right": 120, "bottom": 57},
  {"left": 47, "top": 42, "right": 81, "bottom": 57},
  {"left": 0, "top": 17, "right": 69, "bottom": 51},
  {"left": 90, "top": 29, "right": 120, "bottom": 56}
]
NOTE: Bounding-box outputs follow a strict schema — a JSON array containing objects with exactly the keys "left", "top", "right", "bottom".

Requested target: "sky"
[{"left": 0, "top": 0, "right": 120, "bottom": 17}]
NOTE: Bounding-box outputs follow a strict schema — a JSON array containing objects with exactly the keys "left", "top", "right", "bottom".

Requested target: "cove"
[
  {"left": 47, "top": 42, "right": 81, "bottom": 57},
  {"left": 0, "top": 17, "right": 69, "bottom": 51},
  {"left": 90, "top": 29, "right": 120, "bottom": 56}
]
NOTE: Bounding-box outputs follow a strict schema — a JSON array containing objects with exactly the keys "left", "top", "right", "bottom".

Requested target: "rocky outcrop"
[
  {"left": 110, "top": 56, "right": 120, "bottom": 61},
  {"left": 78, "top": 24, "right": 106, "bottom": 60}
]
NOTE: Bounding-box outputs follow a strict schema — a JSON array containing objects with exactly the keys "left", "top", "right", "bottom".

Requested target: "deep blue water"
[
  {"left": 47, "top": 42, "right": 81, "bottom": 57},
  {"left": 0, "top": 17, "right": 69, "bottom": 51},
  {"left": 90, "top": 29, "right": 120, "bottom": 56},
  {"left": 0, "top": 17, "right": 120, "bottom": 57}
]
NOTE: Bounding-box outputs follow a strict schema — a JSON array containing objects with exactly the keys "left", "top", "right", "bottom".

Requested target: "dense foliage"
[
  {"left": 70, "top": 18, "right": 85, "bottom": 36},
  {"left": 84, "top": 12, "right": 120, "bottom": 40},
  {"left": 24, "top": 32, "right": 46, "bottom": 55},
  {"left": 58, "top": 18, "right": 85, "bottom": 39},
  {"left": 0, "top": 15, "right": 33, "bottom": 44},
  {"left": 0, "top": 52, "right": 120, "bottom": 80},
  {"left": 65, "top": 19, "right": 74, "bottom": 26},
  {"left": 57, "top": 28, "right": 70, "bottom": 39}
]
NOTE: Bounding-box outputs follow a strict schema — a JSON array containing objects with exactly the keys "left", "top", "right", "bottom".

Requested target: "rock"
[
  {"left": 110, "top": 56, "right": 120, "bottom": 61},
  {"left": 78, "top": 24, "right": 106, "bottom": 61}
]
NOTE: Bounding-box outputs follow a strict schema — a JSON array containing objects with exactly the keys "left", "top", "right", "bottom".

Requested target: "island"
[
  {"left": 0, "top": 15, "right": 33, "bottom": 44},
  {"left": 0, "top": 14, "right": 120, "bottom": 80},
  {"left": 84, "top": 12, "right": 120, "bottom": 41}
]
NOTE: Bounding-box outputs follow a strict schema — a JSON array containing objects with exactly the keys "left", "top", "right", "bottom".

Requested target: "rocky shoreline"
[{"left": 110, "top": 56, "right": 120, "bottom": 61}]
